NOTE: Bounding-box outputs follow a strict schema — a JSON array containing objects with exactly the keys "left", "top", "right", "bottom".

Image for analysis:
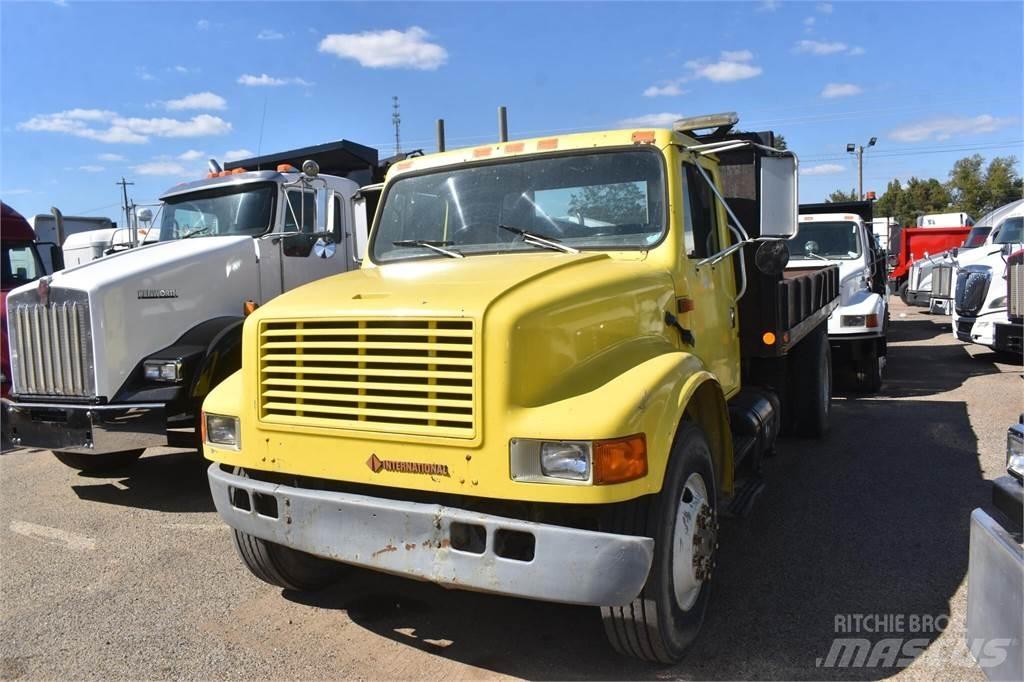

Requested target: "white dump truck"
[
  {"left": 792, "top": 202, "right": 888, "bottom": 391},
  {"left": 3, "top": 140, "right": 389, "bottom": 472}
]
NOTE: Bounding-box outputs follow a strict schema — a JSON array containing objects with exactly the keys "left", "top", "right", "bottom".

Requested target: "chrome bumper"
[
  {"left": 2, "top": 400, "right": 167, "bottom": 454},
  {"left": 966, "top": 508, "right": 1023, "bottom": 682},
  {"left": 208, "top": 464, "right": 654, "bottom": 607}
]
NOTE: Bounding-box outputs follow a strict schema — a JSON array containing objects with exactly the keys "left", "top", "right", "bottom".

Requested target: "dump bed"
[{"left": 705, "top": 131, "right": 840, "bottom": 357}]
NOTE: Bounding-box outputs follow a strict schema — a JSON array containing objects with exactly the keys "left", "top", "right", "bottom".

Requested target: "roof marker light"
[
  {"left": 632, "top": 131, "right": 656, "bottom": 144},
  {"left": 537, "top": 138, "right": 558, "bottom": 151}
]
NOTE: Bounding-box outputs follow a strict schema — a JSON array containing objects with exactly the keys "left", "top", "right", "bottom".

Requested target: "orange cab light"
[
  {"left": 231, "top": 168, "right": 246, "bottom": 175},
  {"left": 473, "top": 146, "right": 493, "bottom": 158},
  {"left": 865, "top": 314, "right": 880, "bottom": 328},
  {"left": 594, "top": 434, "right": 648, "bottom": 485},
  {"left": 395, "top": 160, "right": 413, "bottom": 170},
  {"left": 631, "top": 130, "right": 656, "bottom": 144},
  {"left": 504, "top": 142, "right": 525, "bottom": 153},
  {"left": 537, "top": 138, "right": 558, "bottom": 151},
  {"left": 243, "top": 300, "right": 258, "bottom": 316},
  {"left": 762, "top": 331, "right": 777, "bottom": 346},
  {"left": 206, "top": 172, "right": 217, "bottom": 178},
  {"left": 677, "top": 297, "right": 695, "bottom": 313},
  {"left": 218, "top": 170, "right": 231, "bottom": 177},
  {"left": 276, "top": 164, "right": 296, "bottom": 172},
  {"left": 200, "top": 410, "right": 207, "bottom": 444}
]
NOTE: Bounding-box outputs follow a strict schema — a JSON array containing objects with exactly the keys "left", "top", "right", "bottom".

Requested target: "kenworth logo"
[{"left": 137, "top": 289, "right": 178, "bottom": 299}]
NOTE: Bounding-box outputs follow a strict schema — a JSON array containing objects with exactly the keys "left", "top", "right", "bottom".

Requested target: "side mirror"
[
  {"left": 758, "top": 155, "right": 798, "bottom": 238},
  {"left": 887, "top": 254, "right": 898, "bottom": 267},
  {"left": 951, "top": 247, "right": 959, "bottom": 257},
  {"left": 302, "top": 159, "right": 320, "bottom": 178},
  {"left": 754, "top": 239, "right": 790, "bottom": 275}
]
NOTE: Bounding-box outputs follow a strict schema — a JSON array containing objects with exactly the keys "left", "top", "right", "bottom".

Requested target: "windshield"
[
  {"left": 2, "top": 241, "right": 44, "bottom": 289},
  {"left": 790, "top": 221, "right": 862, "bottom": 260},
  {"left": 993, "top": 216, "right": 1023, "bottom": 244},
  {"left": 371, "top": 149, "right": 666, "bottom": 262},
  {"left": 963, "top": 225, "right": 992, "bottom": 248},
  {"left": 159, "top": 182, "right": 276, "bottom": 240}
]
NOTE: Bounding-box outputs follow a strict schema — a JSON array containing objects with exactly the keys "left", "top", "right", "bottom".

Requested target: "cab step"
[{"left": 720, "top": 476, "right": 766, "bottom": 519}]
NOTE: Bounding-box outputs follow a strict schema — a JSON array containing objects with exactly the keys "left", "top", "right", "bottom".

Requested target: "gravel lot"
[{"left": 1, "top": 300, "right": 1019, "bottom": 681}]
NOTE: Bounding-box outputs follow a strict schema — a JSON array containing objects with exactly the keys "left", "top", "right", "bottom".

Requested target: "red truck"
[
  {"left": 1, "top": 202, "right": 57, "bottom": 399},
  {"left": 888, "top": 225, "right": 971, "bottom": 303}
]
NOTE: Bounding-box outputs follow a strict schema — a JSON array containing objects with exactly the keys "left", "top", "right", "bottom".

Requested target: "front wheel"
[
  {"left": 601, "top": 422, "right": 718, "bottom": 663},
  {"left": 854, "top": 341, "right": 883, "bottom": 393},
  {"left": 52, "top": 449, "right": 143, "bottom": 473}
]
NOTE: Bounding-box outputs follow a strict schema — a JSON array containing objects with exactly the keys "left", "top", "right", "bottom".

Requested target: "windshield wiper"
[
  {"left": 180, "top": 226, "right": 212, "bottom": 239},
  {"left": 392, "top": 240, "right": 464, "bottom": 259},
  {"left": 799, "top": 251, "right": 832, "bottom": 262},
  {"left": 498, "top": 224, "right": 579, "bottom": 254}
]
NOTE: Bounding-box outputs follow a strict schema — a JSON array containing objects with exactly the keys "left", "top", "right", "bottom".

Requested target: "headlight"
[
  {"left": 988, "top": 296, "right": 1007, "bottom": 310},
  {"left": 510, "top": 434, "right": 647, "bottom": 485},
  {"left": 540, "top": 441, "right": 591, "bottom": 480},
  {"left": 1007, "top": 425, "right": 1024, "bottom": 481},
  {"left": 143, "top": 359, "right": 182, "bottom": 382},
  {"left": 205, "top": 413, "right": 240, "bottom": 449}
]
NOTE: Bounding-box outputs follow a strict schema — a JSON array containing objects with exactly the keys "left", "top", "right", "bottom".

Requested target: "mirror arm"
[
  {"left": 690, "top": 159, "right": 751, "bottom": 242},
  {"left": 697, "top": 239, "right": 746, "bottom": 268}
]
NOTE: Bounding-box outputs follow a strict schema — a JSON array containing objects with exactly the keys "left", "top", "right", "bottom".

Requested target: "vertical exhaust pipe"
[
  {"left": 498, "top": 106, "right": 508, "bottom": 142},
  {"left": 436, "top": 119, "right": 446, "bottom": 152},
  {"left": 49, "top": 207, "right": 66, "bottom": 245}
]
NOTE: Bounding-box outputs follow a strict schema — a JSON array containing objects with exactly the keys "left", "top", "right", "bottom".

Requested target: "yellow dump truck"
[{"left": 202, "top": 113, "right": 839, "bottom": 662}]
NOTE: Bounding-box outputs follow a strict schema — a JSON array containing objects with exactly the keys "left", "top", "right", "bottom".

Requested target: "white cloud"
[
  {"left": 643, "top": 82, "right": 686, "bottom": 97},
  {"left": 821, "top": 82, "right": 863, "bottom": 98},
  {"left": 618, "top": 112, "right": 683, "bottom": 127},
  {"left": 223, "top": 149, "right": 254, "bottom": 162},
  {"left": 196, "top": 19, "right": 210, "bottom": 30},
  {"left": 136, "top": 67, "right": 155, "bottom": 81},
  {"left": 720, "top": 50, "right": 753, "bottom": 62},
  {"left": 794, "top": 39, "right": 848, "bottom": 55},
  {"left": 134, "top": 161, "right": 188, "bottom": 176},
  {"left": 757, "top": 1, "right": 780, "bottom": 11},
  {"left": 817, "top": 2, "right": 833, "bottom": 13},
  {"left": 889, "top": 114, "right": 1018, "bottom": 143},
  {"left": 686, "top": 51, "right": 763, "bottom": 82},
  {"left": 163, "top": 92, "right": 227, "bottom": 111},
  {"left": 849, "top": 46, "right": 865, "bottom": 56},
  {"left": 801, "top": 163, "right": 845, "bottom": 176},
  {"left": 318, "top": 27, "right": 447, "bottom": 70},
  {"left": 257, "top": 29, "right": 284, "bottom": 40},
  {"left": 178, "top": 149, "right": 205, "bottom": 161},
  {"left": 236, "top": 73, "right": 313, "bottom": 87},
  {"left": 79, "top": 165, "right": 105, "bottom": 173},
  {"left": 98, "top": 153, "right": 125, "bottom": 162},
  {"left": 18, "top": 110, "right": 232, "bottom": 144}
]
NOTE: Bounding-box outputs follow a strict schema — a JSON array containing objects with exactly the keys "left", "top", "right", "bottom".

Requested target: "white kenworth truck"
[
  {"left": 2, "top": 140, "right": 391, "bottom": 472},
  {"left": 791, "top": 201, "right": 888, "bottom": 392},
  {"left": 952, "top": 200, "right": 1024, "bottom": 356}
]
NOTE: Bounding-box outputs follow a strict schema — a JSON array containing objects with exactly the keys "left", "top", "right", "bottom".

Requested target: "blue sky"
[{"left": 2, "top": 1, "right": 1021, "bottom": 224}]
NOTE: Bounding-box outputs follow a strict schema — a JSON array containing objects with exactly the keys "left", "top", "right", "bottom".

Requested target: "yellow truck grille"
[{"left": 258, "top": 318, "right": 476, "bottom": 439}]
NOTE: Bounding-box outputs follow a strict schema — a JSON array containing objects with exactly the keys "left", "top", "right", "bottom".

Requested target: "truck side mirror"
[
  {"left": 754, "top": 239, "right": 790, "bottom": 275},
  {"left": 758, "top": 155, "right": 798, "bottom": 238},
  {"left": 887, "top": 254, "right": 898, "bottom": 267}
]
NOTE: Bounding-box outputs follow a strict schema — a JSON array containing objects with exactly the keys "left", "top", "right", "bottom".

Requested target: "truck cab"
[
  {"left": 924, "top": 222, "right": 998, "bottom": 315},
  {"left": 201, "top": 115, "right": 840, "bottom": 663},
  {"left": 952, "top": 200, "right": 1024, "bottom": 355},
  {"left": 791, "top": 207, "right": 888, "bottom": 391},
  {"left": 2, "top": 140, "right": 384, "bottom": 472}
]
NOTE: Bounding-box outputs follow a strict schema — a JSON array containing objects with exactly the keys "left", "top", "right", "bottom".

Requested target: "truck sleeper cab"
[
  {"left": 203, "top": 118, "right": 839, "bottom": 663},
  {"left": 3, "top": 141, "right": 384, "bottom": 472}
]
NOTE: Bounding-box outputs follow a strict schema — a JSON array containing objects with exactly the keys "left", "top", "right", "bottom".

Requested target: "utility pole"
[
  {"left": 116, "top": 177, "right": 134, "bottom": 235},
  {"left": 392, "top": 96, "right": 401, "bottom": 156}
]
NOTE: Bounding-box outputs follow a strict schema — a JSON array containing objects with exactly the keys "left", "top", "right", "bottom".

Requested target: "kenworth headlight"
[
  {"left": 143, "top": 359, "right": 182, "bottom": 383},
  {"left": 204, "top": 413, "right": 240, "bottom": 449}
]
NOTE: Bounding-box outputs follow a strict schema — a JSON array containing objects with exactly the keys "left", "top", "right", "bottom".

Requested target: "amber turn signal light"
[
  {"left": 243, "top": 300, "right": 258, "bottom": 316},
  {"left": 594, "top": 434, "right": 648, "bottom": 485}
]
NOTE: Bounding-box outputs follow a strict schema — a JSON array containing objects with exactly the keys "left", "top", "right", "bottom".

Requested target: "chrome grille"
[
  {"left": 930, "top": 265, "right": 953, "bottom": 298},
  {"left": 909, "top": 262, "right": 923, "bottom": 290},
  {"left": 954, "top": 268, "right": 991, "bottom": 316},
  {"left": 259, "top": 318, "right": 476, "bottom": 439},
  {"left": 1009, "top": 263, "right": 1024, "bottom": 318},
  {"left": 10, "top": 302, "right": 94, "bottom": 397}
]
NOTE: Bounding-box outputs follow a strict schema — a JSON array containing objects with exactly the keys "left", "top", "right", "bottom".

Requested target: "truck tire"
[
  {"left": 52, "top": 449, "right": 143, "bottom": 473},
  {"left": 793, "top": 327, "right": 831, "bottom": 437},
  {"left": 898, "top": 281, "right": 909, "bottom": 305},
  {"left": 600, "top": 422, "right": 717, "bottom": 663},
  {"left": 229, "top": 468, "right": 341, "bottom": 591},
  {"left": 854, "top": 341, "right": 883, "bottom": 393}
]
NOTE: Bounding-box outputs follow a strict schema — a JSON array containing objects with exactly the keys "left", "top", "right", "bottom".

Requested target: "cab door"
[
  {"left": 676, "top": 159, "right": 740, "bottom": 395},
  {"left": 280, "top": 187, "right": 346, "bottom": 291}
]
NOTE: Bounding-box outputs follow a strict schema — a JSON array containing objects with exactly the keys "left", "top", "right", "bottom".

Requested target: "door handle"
[{"left": 664, "top": 311, "right": 696, "bottom": 346}]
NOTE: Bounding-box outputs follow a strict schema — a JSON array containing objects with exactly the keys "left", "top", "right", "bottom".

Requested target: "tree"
[
  {"left": 874, "top": 178, "right": 904, "bottom": 222},
  {"left": 827, "top": 188, "right": 858, "bottom": 203},
  {"left": 567, "top": 182, "right": 646, "bottom": 225},
  {"left": 983, "top": 156, "right": 1023, "bottom": 214},
  {"left": 947, "top": 154, "right": 987, "bottom": 218}
]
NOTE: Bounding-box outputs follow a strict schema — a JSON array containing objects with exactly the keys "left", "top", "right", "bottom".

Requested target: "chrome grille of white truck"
[
  {"left": 10, "top": 302, "right": 95, "bottom": 397},
  {"left": 1009, "top": 262, "right": 1024, "bottom": 319},
  {"left": 930, "top": 265, "right": 953, "bottom": 298}
]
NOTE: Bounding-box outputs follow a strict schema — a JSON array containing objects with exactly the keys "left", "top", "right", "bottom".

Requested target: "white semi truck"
[
  {"left": 905, "top": 223, "right": 994, "bottom": 312},
  {"left": 951, "top": 200, "right": 1024, "bottom": 356},
  {"left": 791, "top": 202, "right": 888, "bottom": 391},
  {"left": 2, "top": 140, "right": 387, "bottom": 472}
]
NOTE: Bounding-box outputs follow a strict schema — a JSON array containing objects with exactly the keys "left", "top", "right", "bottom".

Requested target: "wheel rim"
[{"left": 671, "top": 472, "right": 716, "bottom": 611}]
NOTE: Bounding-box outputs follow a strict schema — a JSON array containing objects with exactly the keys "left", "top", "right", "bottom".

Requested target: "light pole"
[{"left": 847, "top": 137, "right": 877, "bottom": 200}]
